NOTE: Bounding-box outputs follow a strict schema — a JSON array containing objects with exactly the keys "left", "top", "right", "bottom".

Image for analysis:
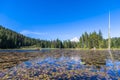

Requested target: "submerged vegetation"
[
  {"left": 0, "top": 50, "right": 120, "bottom": 79},
  {"left": 0, "top": 25, "right": 120, "bottom": 49}
]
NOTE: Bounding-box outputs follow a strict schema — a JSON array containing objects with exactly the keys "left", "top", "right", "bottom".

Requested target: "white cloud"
[{"left": 20, "top": 30, "right": 48, "bottom": 35}]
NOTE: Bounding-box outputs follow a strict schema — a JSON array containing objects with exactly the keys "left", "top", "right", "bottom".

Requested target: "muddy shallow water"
[{"left": 0, "top": 49, "right": 120, "bottom": 79}]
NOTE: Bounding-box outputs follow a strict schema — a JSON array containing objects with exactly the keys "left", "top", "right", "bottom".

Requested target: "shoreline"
[{"left": 1, "top": 48, "right": 120, "bottom": 51}]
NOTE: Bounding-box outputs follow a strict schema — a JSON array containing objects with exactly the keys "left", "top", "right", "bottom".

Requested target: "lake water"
[
  {"left": 0, "top": 49, "right": 49, "bottom": 52},
  {"left": 0, "top": 50, "right": 120, "bottom": 79}
]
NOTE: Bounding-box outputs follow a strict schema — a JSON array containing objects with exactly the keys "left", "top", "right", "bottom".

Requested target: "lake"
[
  {"left": 0, "top": 49, "right": 120, "bottom": 79},
  {"left": 0, "top": 49, "right": 50, "bottom": 53}
]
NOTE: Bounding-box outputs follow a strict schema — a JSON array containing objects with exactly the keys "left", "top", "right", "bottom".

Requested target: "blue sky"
[{"left": 0, "top": 0, "right": 120, "bottom": 40}]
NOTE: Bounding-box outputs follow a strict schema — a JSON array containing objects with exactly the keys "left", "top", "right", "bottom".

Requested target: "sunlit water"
[
  {"left": 106, "top": 59, "right": 120, "bottom": 77},
  {"left": 0, "top": 52, "right": 120, "bottom": 79},
  {"left": 0, "top": 49, "right": 49, "bottom": 52}
]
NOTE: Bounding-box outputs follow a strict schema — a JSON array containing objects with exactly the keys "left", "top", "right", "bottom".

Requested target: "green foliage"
[
  {"left": 0, "top": 25, "right": 43, "bottom": 48},
  {"left": 79, "top": 30, "right": 107, "bottom": 49},
  {"left": 0, "top": 25, "right": 120, "bottom": 49},
  {"left": 111, "top": 37, "right": 120, "bottom": 48}
]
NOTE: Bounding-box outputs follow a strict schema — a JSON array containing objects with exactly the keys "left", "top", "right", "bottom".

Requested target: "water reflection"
[
  {"left": 106, "top": 59, "right": 120, "bottom": 78},
  {"left": 0, "top": 49, "right": 49, "bottom": 52},
  {"left": 23, "top": 56, "right": 83, "bottom": 70},
  {"left": 0, "top": 52, "right": 120, "bottom": 79}
]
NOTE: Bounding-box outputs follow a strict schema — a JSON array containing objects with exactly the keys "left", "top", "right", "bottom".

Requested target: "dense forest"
[{"left": 0, "top": 25, "right": 120, "bottom": 49}]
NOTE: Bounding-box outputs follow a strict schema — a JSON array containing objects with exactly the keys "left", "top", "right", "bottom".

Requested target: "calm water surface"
[
  {"left": 0, "top": 50, "right": 120, "bottom": 79},
  {"left": 0, "top": 49, "right": 49, "bottom": 52}
]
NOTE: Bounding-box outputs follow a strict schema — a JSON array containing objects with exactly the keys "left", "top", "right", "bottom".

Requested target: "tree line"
[{"left": 0, "top": 25, "right": 119, "bottom": 49}]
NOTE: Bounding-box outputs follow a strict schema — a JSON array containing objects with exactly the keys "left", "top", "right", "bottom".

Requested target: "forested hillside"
[
  {"left": 0, "top": 25, "right": 120, "bottom": 49},
  {"left": 0, "top": 25, "right": 44, "bottom": 48}
]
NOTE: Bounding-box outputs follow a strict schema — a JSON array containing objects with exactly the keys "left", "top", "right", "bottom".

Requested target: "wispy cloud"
[
  {"left": 20, "top": 30, "right": 48, "bottom": 35},
  {"left": 20, "top": 30, "right": 79, "bottom": 40}
]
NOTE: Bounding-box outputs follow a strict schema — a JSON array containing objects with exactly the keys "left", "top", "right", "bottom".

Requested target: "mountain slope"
[
  {"left": 0, "top": 25, "right": 40, "bottom": 48},
  {"left": 0, "top": 25, "right": 64, "bottom": 49},
  {"left": 70, "top": 37, "right": 79, "bottom": 42}
]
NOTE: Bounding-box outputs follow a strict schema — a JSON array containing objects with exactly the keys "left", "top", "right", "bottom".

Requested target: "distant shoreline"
[{"left": 0, "top": 48, "right": 120, "bottom": 50}]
